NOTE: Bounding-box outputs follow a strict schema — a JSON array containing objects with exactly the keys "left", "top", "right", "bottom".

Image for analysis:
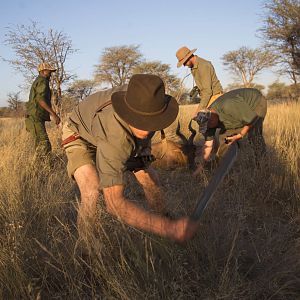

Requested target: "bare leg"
[{"left": 74, "top": 164, "right": 100, "bottom": 241}]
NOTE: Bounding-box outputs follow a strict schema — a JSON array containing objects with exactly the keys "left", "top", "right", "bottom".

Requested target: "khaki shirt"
[
  {"left": 26, "top": 75, "right": 52, "bottom": 121},
  {"left": 205, "top": 88, "right": 266, "bottom": 140},
  {"left": 68, "top": 86, "right": 152, "bottom": 188},
  {"left": 191, "top": 56, "right": 223, "bottom": 109}
]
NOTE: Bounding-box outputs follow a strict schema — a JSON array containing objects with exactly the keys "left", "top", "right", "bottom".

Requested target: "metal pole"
[{"left": 190, "top": 142, "right": 239, "bottom": 221}]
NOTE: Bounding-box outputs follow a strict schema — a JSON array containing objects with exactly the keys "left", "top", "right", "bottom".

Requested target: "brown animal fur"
[{"left": 151, "top": 121, "right": 199, "bottom": 170}]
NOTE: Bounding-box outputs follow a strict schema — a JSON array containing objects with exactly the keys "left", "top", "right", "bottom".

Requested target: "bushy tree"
[
  {"left": 7, "top": 92, "right": 25, "bottom": 117},
  {"left": 225, "top": 82, "right": 265, "bottom": 93},
  {"left": 266, "top": 81, "right": 300, "bottom": 101},
  {"left": 133, "top": 61, "right": 181, "bottom": 97},
  {"left": 94, "top": 45, "right": 142, "bottom": 87},
  {"left": 222, "top": 46, "right": 276, "bottom": 87},
  {"left": 266, "top": 82, "right": 290, "bottom": 101},
  {"left": 3, "top": 21, "right": 77, "bottom": 109},
  {"left": 260, "top": 0, "right": 300, "bottom": 84},
  {"left": 66, "top": 79, "right": 96, "bottom": 102}
]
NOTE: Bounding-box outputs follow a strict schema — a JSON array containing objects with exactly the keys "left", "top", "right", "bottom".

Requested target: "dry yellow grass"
[{"left": 0, "top": 101, "right": 299, "bottom": 299}]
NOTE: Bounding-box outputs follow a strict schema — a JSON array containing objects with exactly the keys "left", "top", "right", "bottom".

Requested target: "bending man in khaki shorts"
[{"left": 62, "top": 74, "right": 199, "bottom": 243}]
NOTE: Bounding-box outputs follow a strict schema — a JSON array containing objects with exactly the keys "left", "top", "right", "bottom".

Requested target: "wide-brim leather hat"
[
  {"left": 38, "top": 62, "right": 57, "bottom": 72},
  {"left": 111, "top": 74, "right": 179, "bottom": 131},
  {"left": 176, "top": 46, "right": 197, "bottom": 67}
]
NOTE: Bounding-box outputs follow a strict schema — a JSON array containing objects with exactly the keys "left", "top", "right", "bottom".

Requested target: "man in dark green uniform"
[
  {"left": 176, "top": 46, "right": 223, "bottom": 114},
  {"left": 193, "top": 88, "right": 267, "bottom": 175},
  {"left": 25, "top": 62, "right": 61, "bottom": 156},
  {"left": 62, "top": 74, "right": 200, "bottom": 243}
]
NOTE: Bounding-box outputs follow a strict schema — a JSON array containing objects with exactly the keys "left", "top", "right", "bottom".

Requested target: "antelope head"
[{"left": 151, "top": 120, "right": 198, "bottom": 170}]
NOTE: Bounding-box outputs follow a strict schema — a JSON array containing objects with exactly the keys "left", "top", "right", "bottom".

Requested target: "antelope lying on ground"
[{"left": 151, "top": 121, "right": 201, "bottom": 170}]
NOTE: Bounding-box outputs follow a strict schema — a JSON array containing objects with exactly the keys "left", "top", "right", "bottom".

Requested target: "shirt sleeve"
[
  {"left": 34, "top": 79, "right": 47, "bottom": 102},
  {"left": 194, "top": 63, "right": 214, "bottom": 109},
  {"left": 96, "top": 139, "right": 132, "bottom": 188}
]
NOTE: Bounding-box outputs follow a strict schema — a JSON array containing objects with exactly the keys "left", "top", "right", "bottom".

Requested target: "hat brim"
[
  {"left": 111, "top": 91, "right": 179, "bottom": 131},
  {"left": 177, "top": 48, "right": 197, "bottom": 68},
  {"left": 39, "top": 68, "right": 57, "bottom": 72}
]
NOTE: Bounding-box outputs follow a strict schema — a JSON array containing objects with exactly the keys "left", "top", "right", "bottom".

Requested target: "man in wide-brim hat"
[
  {"left": 176, "top": 46, "right": 223, "bottom": 114},
  {"left": 62, "top": 74, "right": 200, "bottom": 244}
]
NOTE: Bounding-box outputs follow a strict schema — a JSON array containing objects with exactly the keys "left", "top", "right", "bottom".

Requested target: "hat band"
[
  {"left": 179, "top": 53, "right": 191, "bottom": 63},
  {"left": 124, "top": 96, "right": 168, "bottom": 116}
]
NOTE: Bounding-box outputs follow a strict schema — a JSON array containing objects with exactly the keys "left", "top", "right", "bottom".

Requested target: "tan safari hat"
[
  {"left": 37, "top": 62, "right": 57, "bottom": 72},
  {"left": 111, "top": 74, "right": 179, "bottom": 131},
  {"left": 176, "top": 46, "right": 197, "bottom": 67}
]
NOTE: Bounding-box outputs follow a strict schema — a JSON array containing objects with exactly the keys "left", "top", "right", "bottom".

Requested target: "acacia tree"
[
  {"left": 3, "top": 21, "right": 77, "bottom": 109},
  {"left": 133, "top": 61, "right": 181, "bottom": 97},
  {"left": 266, "top": 81, "right": 290, "bottom": 100},
  {"left": 222, "top": 46, "right": 276, "bottom": 87},
  {"left": 225, "top": 82, "right": 265, "bottom": 93},
  {"left": 7, "top": 92, "right": 25, "bottom": 117},
  {"left": 94, "top": 45, "right": 142, "bottom": 87},
  {"left": 66, "top": 79, "right": 96, "bottom": 102},
  {"left": 260, "top": 0, "right": 300, "bottom": 84}
]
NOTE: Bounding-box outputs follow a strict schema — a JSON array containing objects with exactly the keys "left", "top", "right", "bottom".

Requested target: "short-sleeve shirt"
[
  {"left": 68, "top": 86, "right": 152, "bottom": 188},
  {"left": 26, "top": 75, "right": 52, "bottom": 121},
  {"left": 191, "top": 56, "right": 223, "bottom": 109},
  {"left": 205, "top": 88, "right": 264, "bottom": 140}
]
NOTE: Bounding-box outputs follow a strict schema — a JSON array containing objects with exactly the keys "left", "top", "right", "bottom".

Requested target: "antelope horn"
[
  {"left": 160, "top": 129, "right": 166, "bottom": 140},
  {"left": 188, "top": 120, "right": 197, "bottom": 145},
  {"left": 176, "top": 121, "right": 188, "bottom": 144}
]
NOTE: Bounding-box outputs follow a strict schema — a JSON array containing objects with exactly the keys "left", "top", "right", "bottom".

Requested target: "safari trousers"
[{"left": 25, "top": 116, "right": 51, "bottom": 155}]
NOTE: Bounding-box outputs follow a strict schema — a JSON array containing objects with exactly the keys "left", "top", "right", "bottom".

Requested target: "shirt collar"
[
  {"left": 113, "top": 112, "right": 136, "bottom": 146},
  {"left": 191, "top": 55, "right": 199, "bottom": 71}
]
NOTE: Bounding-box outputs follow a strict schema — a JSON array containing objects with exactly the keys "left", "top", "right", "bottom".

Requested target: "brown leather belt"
[{"left": 61, "top": 133, "right": 81, "bottom": 147}]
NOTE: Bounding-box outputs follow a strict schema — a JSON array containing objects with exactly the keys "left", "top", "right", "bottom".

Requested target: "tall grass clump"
[{"left": 0, "top": 100, "right": 299, "bottom": 299}]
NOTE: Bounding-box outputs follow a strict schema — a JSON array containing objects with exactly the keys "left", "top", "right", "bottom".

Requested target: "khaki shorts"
[{"left": 62, "top": 122, "right": 96, "bottom": 178}]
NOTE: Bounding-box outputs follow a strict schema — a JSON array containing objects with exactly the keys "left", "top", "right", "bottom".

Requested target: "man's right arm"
[
  {"left": 193, "top": 140, "right": 214, "bottom": 176},
  {"left": 103, "top": 184, "right": 200, "bottom": 243},
  {"left": 38, "top": 100, "right": 60, "bottom": 125},
  {"left": 194, "top": 63, "right": 214, "bottom": 111}
]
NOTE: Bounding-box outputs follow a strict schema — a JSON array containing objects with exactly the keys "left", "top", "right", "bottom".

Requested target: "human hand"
[
  {"left": 167, "top": 217, "right": 200, "bottom": 243},
  {"left": 225, "top": 133, "right": 242, "bottom": 145}
]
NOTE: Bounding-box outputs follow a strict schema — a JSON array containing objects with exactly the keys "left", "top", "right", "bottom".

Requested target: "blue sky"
[{"left": 0, "top": 0, "right": 287, "bottom": 106}]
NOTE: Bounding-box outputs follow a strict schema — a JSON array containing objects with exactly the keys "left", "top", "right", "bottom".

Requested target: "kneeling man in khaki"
[{"left": 62, "top": 74, "right": 199, "bottom": 243}]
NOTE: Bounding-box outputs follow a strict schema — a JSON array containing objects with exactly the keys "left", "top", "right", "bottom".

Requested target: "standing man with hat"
[
  {"left": 176, "top": 46, "right": 223, "bottom": 114},
  {"left": 62, "top": 74, "right": 200, "bottom": 243},
  {"left": 25, "top": 62, "right": 61, "bottom": 156}
]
